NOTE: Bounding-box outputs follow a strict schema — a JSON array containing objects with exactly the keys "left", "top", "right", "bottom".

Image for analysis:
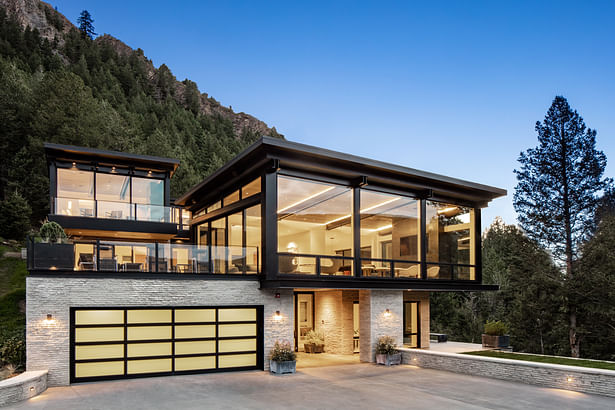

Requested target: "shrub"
[
  {"left": 376, "top": 336, "right": 398, "bottom": 355},
  {"left": 270, "top": 340, "right": 296, "bottom": 362},
  {"left": 1, "top": 334, "right": 26, "bottom": 370},
  {"left": 484, "top": 320, "right": 509, "bottom": 336},
  {"left": 39, "top": 221, "right": 67, "bottom": 243},
  {"left": 306, "top": 330, "right": 324, "bottom": 345}
]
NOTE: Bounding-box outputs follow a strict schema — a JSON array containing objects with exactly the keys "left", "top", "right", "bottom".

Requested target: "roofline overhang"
[
  {"left": 176, "top": 136, "right": 507, "bottom": 207},
  {"left": 44, "top": 143, "right": 180, "bottom": 176}
]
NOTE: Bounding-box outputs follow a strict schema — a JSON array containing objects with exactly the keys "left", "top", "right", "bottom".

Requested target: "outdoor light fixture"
[
  {"left": 274, "top": 311, "right": 282, "bottom": 321},
  {"left": 43, "top": 314, "right": 56, "bottom": 325},
  {"left": 567, "top": 376, "right": 573, "bottom": 383},
  {"left": 29, "top": 386, "right": 34, "bottom": 392},
  {"left": 384, "top": 309, "right": 391, "bottom": 318}
]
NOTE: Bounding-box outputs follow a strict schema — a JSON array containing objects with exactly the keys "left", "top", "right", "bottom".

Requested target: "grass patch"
[
  {"left": 463, "top": 350, "right": 615, "bottom": 371},
  {"left": 0, "top": 243, "right": 27, "bottom": 297}
]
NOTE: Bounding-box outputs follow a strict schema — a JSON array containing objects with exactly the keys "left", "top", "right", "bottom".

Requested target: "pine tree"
[
  {"left": 77, "top": 10, "right": 96, "bottom": 40},
  {"left": 514, "top": 96, "right": 612, "bottom": 357}
]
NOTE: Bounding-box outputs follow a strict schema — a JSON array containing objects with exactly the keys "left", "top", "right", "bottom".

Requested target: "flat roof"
[
  {"left": 177, "top": 136, "right": 507, "bottom": 207},
  {"left": 44, "top": 143, "right": 180, "bottom": 176}
]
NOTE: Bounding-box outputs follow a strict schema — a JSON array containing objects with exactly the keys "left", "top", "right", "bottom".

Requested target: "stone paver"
[{"left": 6, "top": 363, "right": 615, "bottom": 409}]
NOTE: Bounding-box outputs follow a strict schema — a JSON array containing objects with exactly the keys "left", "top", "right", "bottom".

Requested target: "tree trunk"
[{"left": 569, "top": 310, "right": 580, "bottom": 358}]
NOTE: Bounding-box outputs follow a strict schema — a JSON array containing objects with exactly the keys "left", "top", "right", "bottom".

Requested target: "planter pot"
[
  {"left": 376, "top": 352, "right": 401, "bottom": 366},
  {"left": 270, "top": 360, "right": 296, "bottom": 374},
  {"left": 482, "top": 334, "right": 510, "bottom": 348},
  {"left": 304, "top": 343, "right": 324, "bottom": 353}
]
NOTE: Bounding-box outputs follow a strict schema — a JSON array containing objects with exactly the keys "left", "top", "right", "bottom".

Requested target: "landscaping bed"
[{"left": 463, "top": 350, "right": 615, "bottom": 371}]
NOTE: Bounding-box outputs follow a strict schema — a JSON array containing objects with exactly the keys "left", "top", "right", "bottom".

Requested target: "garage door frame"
[{"left": 69, "top": 305, "right": 264, "bottom": 383}]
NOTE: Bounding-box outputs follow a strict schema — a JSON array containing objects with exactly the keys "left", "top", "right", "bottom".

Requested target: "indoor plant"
[
  {"left": 481, "top": 320, "right": 510, "bottom": 348},
  {"left": 375, "top": 335, "right": 401, "bottom": 365},
  {"left": 269, "top": 340, "right": 297, "bottom": 374},
  {"left": 304, "top": 330, "right": 325, "bottom": 353}
]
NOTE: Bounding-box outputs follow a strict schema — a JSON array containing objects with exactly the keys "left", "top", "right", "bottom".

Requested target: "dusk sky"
[{"left": 55, "top": 0, "right": 614, "bottom": 229}]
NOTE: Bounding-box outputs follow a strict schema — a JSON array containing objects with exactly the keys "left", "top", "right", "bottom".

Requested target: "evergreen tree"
[
  {"left": 77, "top": 10, "right": 96, "bottom": 40},
  {"left": 0, "top": 191, "right": 31, "bottom": 241},
  {"left": 513, "top": 96, "right": 612, "bottom": 357}
]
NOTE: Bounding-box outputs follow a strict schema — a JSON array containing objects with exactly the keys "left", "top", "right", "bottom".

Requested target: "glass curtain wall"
[
  {"left": 55, "top": 167, "right": 166, "bottom": 221},
  {"left": 277, "top": 175, "right": 353, "bottom": 276},
  {"left": 359, "top": 190, "right": 420, "bottom": 278},
  {"left": 425, "top": 201, "right": 475, "bottom": 280}
]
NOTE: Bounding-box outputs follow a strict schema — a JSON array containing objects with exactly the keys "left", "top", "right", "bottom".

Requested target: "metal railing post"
[
  {"left": 155, "top": 242, "right": 159, "bottom": 273},
  {"left": 96, "top": 239, "right": 100, "bottom": 271}
]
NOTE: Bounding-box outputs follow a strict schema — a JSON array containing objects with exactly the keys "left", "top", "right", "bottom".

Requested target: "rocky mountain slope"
[{"left": 0, "top": 0, "right": 278, "bottom": 138}]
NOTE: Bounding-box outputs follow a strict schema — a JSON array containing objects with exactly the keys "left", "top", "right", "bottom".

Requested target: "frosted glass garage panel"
[
  {"left": 75, "top": 361, "right": 124, "bottom": 378},
  {"left": 75, "top": 327, "right": 124, "bottom": 343},
  {"left": 174, "top": 309, "right": 215, "bottom": 323},
  {"left": 218, "top": 338, "right": 256, "bottom": 353},
  {"left": 127, "top": 342, "right": 172, "bottom": 358},
  {"left": 174, "top": 325, "right": 216, "bottom": 339},
  {"left": 127, "top": 309, "right": 172, "bottom": 324},
  {"left": 218, "top": 323, "right": 256, "bottom": 337},
  {"left": 127, "top": 358, "right": 172, "bottom": 374},
  {"left": 75, "top": 310, "right": 124, "bottom": 325},
  {"left": 75, "top": 344, "right": 124, "bottom": 360},
  {"left": 218, "top": 353, "right": 256, "bottom": 368},
  {"left": 127, "top": 326, "right": 172, "bottom": 341},
  {"left": 175, "top": 356, "right": 216, "bottom": 371},
  {"left": 218, "top": 308, "right": 256, "bottom": 322},
  {"left": 174, "top": 340, "right": 216, "bottom": 355}
]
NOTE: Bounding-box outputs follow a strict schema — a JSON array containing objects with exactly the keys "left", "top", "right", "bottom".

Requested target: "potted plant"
[
  {"left": 482, "top": 320, "right": 510, "bottom": 348},
  {"left": 304, "top": 330, "right": 325, "bottom": 353},
  {"left": 269, "top": 340, "right": 297, "bottom": 374},
  {"left": 375, "top": 335, "right": 401, "bottom": 366},
  {"left": 32, "top": 221, "right": 73, "bottom": 270}
]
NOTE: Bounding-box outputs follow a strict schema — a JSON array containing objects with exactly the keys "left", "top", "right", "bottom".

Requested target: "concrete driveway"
[{"left": 7, "top": 363, "right": 614, "bottom": 409}]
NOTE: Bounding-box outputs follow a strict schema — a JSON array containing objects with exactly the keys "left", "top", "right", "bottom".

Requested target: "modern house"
[{"left": 26, "top": 137, "right": 506, "bottom": 386}]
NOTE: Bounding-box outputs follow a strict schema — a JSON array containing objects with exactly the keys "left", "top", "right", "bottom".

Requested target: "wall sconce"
[
  {"left": 274, "top": 311, "right": 282, "bottom": 321},
  {"left": 384, "top": 309, "right": 391, "bottom": 318},
  {"left": 43, "top": 314, "right": 56, "bottom": 325}
]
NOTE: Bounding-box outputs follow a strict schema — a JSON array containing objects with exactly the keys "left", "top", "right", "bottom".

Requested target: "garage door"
[{"left": 70, "top": 306, "right": 263, "bottom": 383}]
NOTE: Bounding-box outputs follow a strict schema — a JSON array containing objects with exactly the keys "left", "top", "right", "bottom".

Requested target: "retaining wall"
[
  {"left": 0, "top": 370, "right": 48, "bottom": 407},
  {"left": 400, "top": 348, "right": 615, "bottom": 398}
]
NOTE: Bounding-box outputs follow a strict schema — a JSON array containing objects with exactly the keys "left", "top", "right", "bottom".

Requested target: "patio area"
[
  {"left": 425, "top": 341, "right": 490, "bottom": 353},
  {"left": 6, "top": 363, "right": 613, "bottom": 409}
]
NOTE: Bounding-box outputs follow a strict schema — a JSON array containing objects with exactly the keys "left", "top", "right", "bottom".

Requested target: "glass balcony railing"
[
  {"left": 28, "top": 239, "right": 260, "bottom": 275},
  {"left": 53, "top": 197, "right": 191, "bottom": 229}
]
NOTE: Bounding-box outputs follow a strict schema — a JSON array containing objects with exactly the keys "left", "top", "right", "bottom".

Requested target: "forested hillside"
[{"left": 0, "top": 0, "right": 283, "bottom": 228}]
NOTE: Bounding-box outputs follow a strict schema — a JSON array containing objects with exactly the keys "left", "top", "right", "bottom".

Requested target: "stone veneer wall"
[
  {"left": 314, "top": 290, "right": 358, "bottom": 354},
  {"left": 400, "top": 348, "right": 615, "bottom": 398},
  {"left": 0, "top": 370, "right": 47, "bottom": 407},
  {"left": 26, "top": 277, "right": 294, "bottom": 386},
  {"left": 403, "top": 291, "right": 430, "bottom": 349},
  {"left": 359, "top": 290, "right": 403, "bottom": 362}
]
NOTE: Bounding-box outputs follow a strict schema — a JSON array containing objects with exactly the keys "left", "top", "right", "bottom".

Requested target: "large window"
[
  {"left": 194, "top": 204, "right": 261, "bottom": 275},
  {"left": 360, "top": 190, "right": 420, "bottom": 278},
  {"left": 277, "top": 175, "right": 353, "bottom": 275},
  {"left": 425, "top": 201, "right": 475, "bottom": 280},
  {"left": 56, "top": 168, "right": 95, "bottom": 217},
  {"left": 55, "top": 167, "right": 168, "bottom": 222}
]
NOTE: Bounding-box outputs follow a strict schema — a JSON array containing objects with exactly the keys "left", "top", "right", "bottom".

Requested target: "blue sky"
[{"left": 54, "top": 1, "right": 615, "bottom": 229}]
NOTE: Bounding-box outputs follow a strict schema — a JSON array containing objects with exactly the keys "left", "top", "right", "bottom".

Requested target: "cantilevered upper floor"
[
  {"left": 30, "top": 137, "right": 506, "bottom": 291},
  {"left": 44, "top": 143, "right": 190, "bottom": 240}
]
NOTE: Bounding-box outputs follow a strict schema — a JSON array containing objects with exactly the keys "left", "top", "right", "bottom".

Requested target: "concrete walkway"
[{"left": 6, "top": 363, "right": 614, "bottom": 409}]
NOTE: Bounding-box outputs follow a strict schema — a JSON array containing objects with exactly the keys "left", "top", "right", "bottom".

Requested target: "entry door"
[
  {"left": 295, "top": 293, "right": 314, "bottom": 351},
  {"left": 403, "top": 301, "right": 420, "bottom": 348}
]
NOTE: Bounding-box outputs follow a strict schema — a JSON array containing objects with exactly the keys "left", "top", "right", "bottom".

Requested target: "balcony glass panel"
[
  {"left": 55, "top": 197, "right": 95, "bottom": 217},
  {"left": 277, "top": 175, "right": 353, "bottom": 258},
  {"left": 98, "top": 200, "right": 132, "bottom": 220},
  {"left": 132, "top": 177, "right": 164, "bottom": 205},
  {"left": 136, "top": 204, "right": 172, "bottom": 223}
]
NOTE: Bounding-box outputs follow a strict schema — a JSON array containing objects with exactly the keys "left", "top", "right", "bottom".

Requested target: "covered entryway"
[{"left": 70, "top": 306, "right": 263, "bottom": 383}]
